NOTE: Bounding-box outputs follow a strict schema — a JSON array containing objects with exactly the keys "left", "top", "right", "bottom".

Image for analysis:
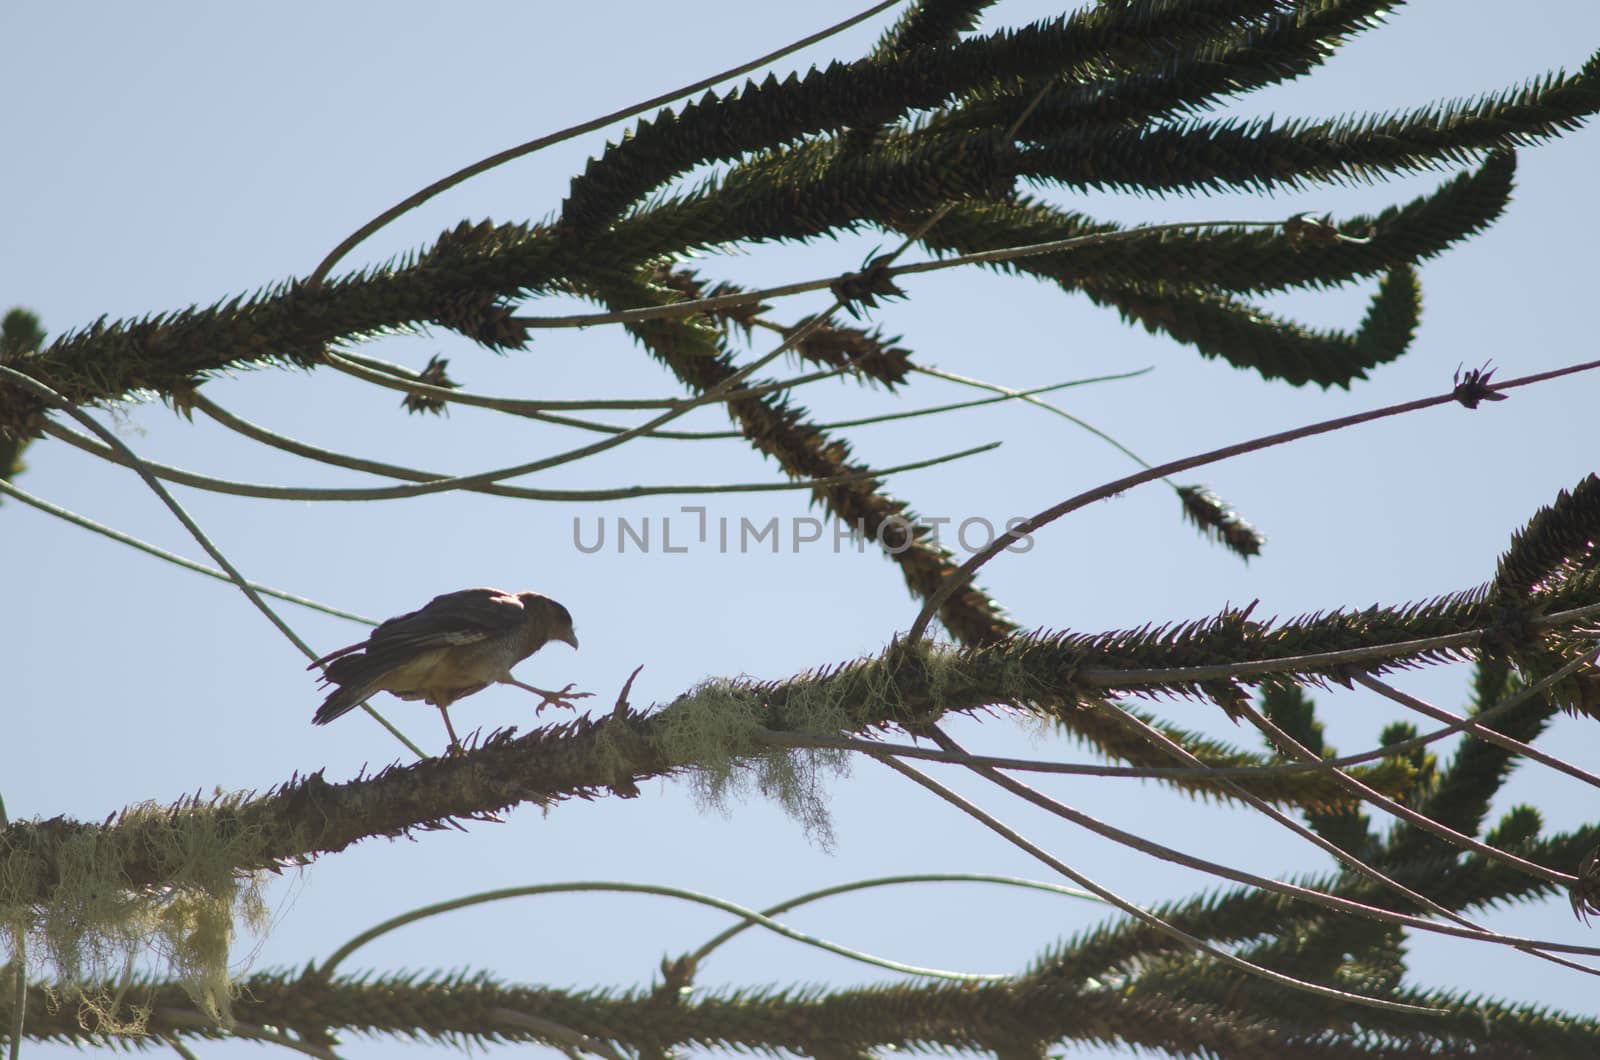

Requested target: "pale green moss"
[
  {"left": 0, "top": 797, "right": 271, "bottom": 1032},
  {"left": 640, "top": 642, "right": 1054, "bottom": 848},
  {"left": 655, "top": 678, "right": 850, "bottom": 849}
]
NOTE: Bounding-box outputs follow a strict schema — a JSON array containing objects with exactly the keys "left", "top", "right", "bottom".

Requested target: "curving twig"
[
  {"left": 155, "top": 1009, "right": 343, "bottom": 1060},
  {"left": 914, "top": 726, "right": 1588, "bottom": 949},
  {"left": 42, "top": 418, "right": 996, "bottom": 503},
  {"left": 908, "top": 357, "right": 1600, "bottom": 642},
  {"left": 685, "top": 872, "right": 1105, "bottom": 969},
  {"left": 1235, "top": 702, "right": 1572, "bottom": 886},
  {"left": 327, "top": 351, "right": 1152, "bottom": 438},
  {"left": 0, "top": 478, "right": 377, "bottom": 626},
  {"left": 491, "top": 1008, "right": 628, "bottom": 1060},
  {"left": 327, "top": 348, "right": 861, "bottom": 413},
  {"left": 315, "top": 882, "right": 1006, "bottom": 986},
  {"left": 871, "top": 750, "right": 1449, "bottom": 1016},
  {"left": 308, "top": 0, "right": 908, "bottom": 284},
  {"left": 1080, "top": 704, "right": 1600, "bottom": 977},
  {"left": 0, "top": 364, "right": 423, "bottom": 759},
  {"left": 515, "top": 220, "right": 1290, "bottom": 329},
  {"left": 1352, "top": 672, "right": 1600, "bottom": 791},
  {"left": 162, "top": 1036, "right": 201, "bottom": 1060}
]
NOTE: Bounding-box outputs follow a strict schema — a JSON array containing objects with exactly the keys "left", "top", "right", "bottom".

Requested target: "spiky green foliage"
[
  {"left": 1480, "top": 474, "right": 1600, "bottom": 714},
  {"left": 1010, "top": 672, "right": 1600, "bottom": 1057},
  {"left": 1262, "top": 680, "right": 1375, "bottom": 852},
  {"left": 1179, "top": 484, "right": 1266, "bottom": 559},
  {"left": 949, "top": 1, "right": 1406, "bottom": 130},
  {"left": 5, "top": 6, "right": 1598, "bottom": 432},
  {"left": 1385, "top": 658, "right": 1549, "bottom": 861},
  {"left": 1013, "top": 60, "right": 1600, "bottom": 194},
  {"left": 12, "top": 552, "right": 1598, "bottom": 909},
  {"left": 936, "top": 149, "right": 1516, "bottom": 296},
  {"left": 1494, "top": 473, "right": 1600, "bottom": 601},
  {"left": 0, "top": 307, "right": 44, "bottom": 488},
  {"left": 13, "top": 882, "right": 1600, "bottom": 1059},
  {"left": 560, "top": 1, "right": 1303, "bottom": 230},
  {"left": 7, "top": 4, "right": 1600, "bottom": 1055},
  {"left": 1091, "top": 263, "right": 1420, "bottom": 386},
  {"left": 873, "top": 0, "right": 999, "bottom": 58}
]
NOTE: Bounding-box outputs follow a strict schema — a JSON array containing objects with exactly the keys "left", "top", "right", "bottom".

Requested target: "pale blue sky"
[{"left": 4, "top": 4, "right": 1600, "bottom": 1058}]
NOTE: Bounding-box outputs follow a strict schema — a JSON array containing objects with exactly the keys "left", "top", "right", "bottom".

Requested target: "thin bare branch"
[
  {"left": 1236, "top": 703, "right": 1571, "bottom": 885},
  {"left": 754, "top": 727, "right": 1426, "bottom": 788},
  {"left": 516, "top": 220, "right": 1289, "bottom": 329},
  {"left": 326, "top": 306, "right": 864, "bottom": 492},
  {"left": 908, "top": 357, "right": 1600, "bottom": 642},
  {"left": 327, "top": 348, "right": 857, "bottom": 413},
  {"left": 337, "top": 356, "right": 1149, "bottom": 442},
  {"left": 155, "top": 1009, "right": 343, "bottom": 1060},
  {"left": 315, "top": 882, "right": 1004, "bottom": 987},
  {"left": 308, "top": 0, "right": 907, "bottom": 284},
  {"left": 42, "top": 417, "right": 996, "bottom": 502},
  {"left": 912, "top": 363, "right": 1155, "bottom": 470},
  {"left": 0, "top": 363, "right": 424, "bottom": 759},
  {"left": 521, "top": 373, "right": 1152, "bottom": 440},
  {"left": 871, "top": 750, "right": 1450, "bottom": 1016},
  {"left": 491, "top": 1009, "right": 629, "bottom": 1060},
  {"left": 923, "top": 726, "right": 1592, "bottom": 953},
  {"left": 0, "top": 478, "right": 377, "bottom": 626},
  {"left": 1353, "top": 672, "right": 1600, "bottom": 791},
  {"left": 1088, "top": 702, "right": 1600, "bottom": 977},
  {"left": 685, "top": 873, "right": 1105, "bottom": 970}
]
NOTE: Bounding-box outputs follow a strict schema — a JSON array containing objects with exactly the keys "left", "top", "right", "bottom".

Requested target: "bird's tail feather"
[
  {"left": 308, "top": 640, "right": 366, "bottom": 670},
  {"left": 312, "top": 654, "right": 390, "bottom": 725},
  {"left": 313, "top": 682, "right": 381, "bottom": 726}
]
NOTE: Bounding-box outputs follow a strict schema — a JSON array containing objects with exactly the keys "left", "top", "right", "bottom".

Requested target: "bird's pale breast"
[{"left": 381, "top": 638, "right": 522, "bottom": 696}]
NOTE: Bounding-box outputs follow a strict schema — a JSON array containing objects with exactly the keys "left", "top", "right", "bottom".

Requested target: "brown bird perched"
[{"left": 310, "top": 587, "right": 586, "bottom": 752}]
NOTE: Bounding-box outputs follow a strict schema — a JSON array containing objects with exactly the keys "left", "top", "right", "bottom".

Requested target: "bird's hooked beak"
[{"left": 558, "top": 627, "right": 579, "bottom": 650}]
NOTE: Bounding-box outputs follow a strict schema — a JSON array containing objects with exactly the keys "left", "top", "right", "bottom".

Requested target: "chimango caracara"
[{"left": 311, "top": 587, "right": 585, "bottom": 751}]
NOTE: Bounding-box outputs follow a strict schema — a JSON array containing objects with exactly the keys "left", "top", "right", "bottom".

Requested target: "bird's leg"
[
  {"left": 436, "top": 703, "right": 465, "bottom": 755},
  {"left": 503, "top": 678, "right": 593, "bottom": 713}
]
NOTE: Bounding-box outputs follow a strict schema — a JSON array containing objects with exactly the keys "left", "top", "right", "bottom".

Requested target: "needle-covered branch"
[
  {"left": 10, "top": 946, "right": 1600, "bottom": 1057},
  {"left": 8, "top": 570, "right": 1599, "bottom": 906},
  {"left": 5, "top": 14, "right": 1593, "bottom": 437}
]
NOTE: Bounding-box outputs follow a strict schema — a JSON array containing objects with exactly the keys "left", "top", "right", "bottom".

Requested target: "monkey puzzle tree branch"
[
  {"left": 6, "top": 21, "right": 1593, "bottom": 438},
  {"left": 7, "top": 579, "right": 1598, "bottom": 906},
  {"left": 0, "top": 711, "right": 669, "bottom": 905},
  {"left": 11, "top": 955, "right": 1600, "bottom": 1057}
]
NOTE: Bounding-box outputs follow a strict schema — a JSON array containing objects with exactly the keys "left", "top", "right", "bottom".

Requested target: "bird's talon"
[{"left": 536, "top": 683, "right": 593, "bottom": 713}]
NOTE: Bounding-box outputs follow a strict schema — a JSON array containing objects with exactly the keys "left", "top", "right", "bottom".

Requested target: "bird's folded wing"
[
  {"left": 309, "top": 588, "right": 526, "bottom": 675},
  {"left": 360, "top": 587, "right": 526, "bottom": 656}
]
